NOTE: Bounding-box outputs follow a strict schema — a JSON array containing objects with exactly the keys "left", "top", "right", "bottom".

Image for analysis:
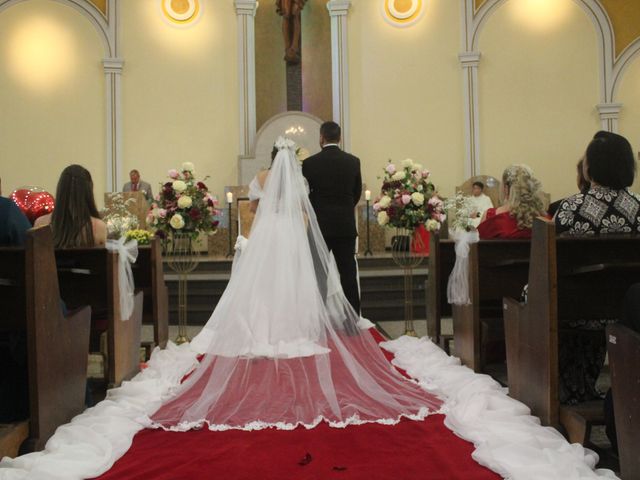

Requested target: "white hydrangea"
[
  {"left": 170, "top": 213, "right": 185, "bottom": 230},
  {"left": 378, "top": 195, "right": 392, "bottom": 208},
  {"left": 377, "top": 211, "right": 389, "bottom": 226},
  {"left": 173, "top": 180, "right": 187, "bottom": 193},
  {"left": 181, "top": 162, "right": 195, "bottom": 173},
  {"left": 411, "top": 192, "right": 425, "bottom": 206},
  {"left": 392, "top": 171, "right": 406, "bottom": 181},
  {"left": 401, "top": 159, "right": 414, "bottom": 168},
  {"left": 178, "top": 195, "right": 193, "bottom": 209}
]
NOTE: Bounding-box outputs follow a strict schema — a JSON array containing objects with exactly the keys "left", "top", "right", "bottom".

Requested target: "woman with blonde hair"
[{"left": 477, "top": 164, "right": 547, "bottom": 239}]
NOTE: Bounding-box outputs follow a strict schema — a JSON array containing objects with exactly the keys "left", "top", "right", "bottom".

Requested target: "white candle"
[
  {"left": 365, "top": 190, "right": 371, "bottom": 201},
  {"left": 226, "top": 192, "right": 233, "bottom": 204}
]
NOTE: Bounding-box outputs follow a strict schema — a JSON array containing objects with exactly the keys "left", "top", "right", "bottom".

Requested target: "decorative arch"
[
  {"left": 0, "top": 0, "right": 115, "bottom": 57},
  {"left": 459, "top": 0, "right": 622, "bottom": 176},
  {"left": 611, "top": 37, "right": 640, "bottom": 101},
  {"left": 0, "top": 0, "right": 123, "bottom": 192}
]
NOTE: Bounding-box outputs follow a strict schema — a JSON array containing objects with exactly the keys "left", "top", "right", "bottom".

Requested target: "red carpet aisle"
[
  {"left": 95, "top": 414, "right": 498, "bottom": 480},
  {"left": 95, "top": 330, "right": 498, "bottom": 480}
]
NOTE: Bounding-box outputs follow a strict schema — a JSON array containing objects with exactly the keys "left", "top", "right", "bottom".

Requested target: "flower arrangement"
[
  {"left": 373, "top": 159, "right": 445, "bottom": 231},
  {"left": 149, "top": 162, "right": 221, "bottom": 240},
  {"left": 102, "top": 193, "right": 140, "bottom": 239},
  {"left": 125, "top": 229, "right": 154, "bottom": 245},
  {"left": 444, "top": 191, "right": 475, "bottom": 232},
  {"left": 296, "top": 147, "right": 310, "bottom": 163}
]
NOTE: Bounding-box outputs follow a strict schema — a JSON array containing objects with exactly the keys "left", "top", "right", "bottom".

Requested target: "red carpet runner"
[{"left": 95, "top": 331, "right": 500, "bottom": 480}]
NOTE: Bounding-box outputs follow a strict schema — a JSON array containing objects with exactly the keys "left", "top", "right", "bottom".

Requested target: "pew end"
[
  {"left": 503, "top": 296, "right": 524, "bottom": 400},
  {"left": 607, "top": 323, "right": 640, "bottom": 479}
]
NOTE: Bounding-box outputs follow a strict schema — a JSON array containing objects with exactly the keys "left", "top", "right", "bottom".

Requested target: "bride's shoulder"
[{"left": 256, "top": 170, "right": 269, "bottom": 188}]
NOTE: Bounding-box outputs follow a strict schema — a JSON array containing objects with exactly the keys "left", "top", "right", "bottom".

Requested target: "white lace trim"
[
  {"left": 380, "top": 336, "right": 619, "bottom": 480},
  {"left": 146, "top": 407, "right": 433, "bottom": 433}
]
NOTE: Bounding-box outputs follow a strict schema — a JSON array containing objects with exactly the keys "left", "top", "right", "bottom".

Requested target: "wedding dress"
[{"left": 150, "top": 138, "right": 441, "bottom": 432}]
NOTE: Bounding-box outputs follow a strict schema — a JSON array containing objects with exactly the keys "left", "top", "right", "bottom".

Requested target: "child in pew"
[
  {"left": 477, "top": 164, "right": 548, "bottom": 239},
  {"left": 604, "top": 283, "right": 640, "bottom": 453},
  {"left": 34, "top": 164, "right": 107, "bottom": 247}
]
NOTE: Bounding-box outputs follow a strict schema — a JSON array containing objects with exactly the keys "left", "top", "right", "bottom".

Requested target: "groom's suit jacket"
[{"left": 302, "top": 145, "right": 362, "bottom": 239}]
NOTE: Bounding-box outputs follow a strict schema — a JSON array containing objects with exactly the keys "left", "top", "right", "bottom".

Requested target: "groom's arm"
[{"left": 353, "top": 157, "right": 362, "bottom": 206}]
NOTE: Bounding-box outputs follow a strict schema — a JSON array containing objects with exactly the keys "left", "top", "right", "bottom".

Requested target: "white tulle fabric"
[
  {"left": 150, "top": 139, "right": 440, "bottom": 432},
  {"left": 381, "top": 337, "right": 618, "bottom": 480},
  {"left": 105, "top": 237, "right": 138, "bottom": 320},
  {"left": 447, "top": 229, "right": 479, "bottom": 306}
]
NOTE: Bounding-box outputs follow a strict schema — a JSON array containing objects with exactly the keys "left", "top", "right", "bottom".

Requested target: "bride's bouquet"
[
  {"left": 148, "top": 162, "right": 220, "bottom": 240},
  {"left": 373, "top": 159, "right": 445, "bottom": 231}
]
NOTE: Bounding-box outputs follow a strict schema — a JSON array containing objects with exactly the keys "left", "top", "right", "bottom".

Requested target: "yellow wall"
[
  {"left": 478, "top": 0, "right": 601, "bottom": 202},
  {"left": 617, "top": 55, "right": 640, "bottom": 191},
  {"left": 120, "top": 0, "right": 238, "bottom": 203},
  {"left": 348, "top": 0, "right": 464, "bottom": 197},
  {"left": 0, "top": 0, "right": 105, "bottom": 204}
]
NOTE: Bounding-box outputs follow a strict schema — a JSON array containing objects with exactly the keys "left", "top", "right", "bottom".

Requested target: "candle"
[
  {"left": 365, "top": 190, "right": 371, "bottom": 201},
  {"left": 226, "top": 192, "right": 233, "bottom": 204}
]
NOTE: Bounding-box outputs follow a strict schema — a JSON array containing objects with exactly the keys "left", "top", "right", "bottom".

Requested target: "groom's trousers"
[{"left": 324, "top": 236, "right": 361, "bottom": 315}]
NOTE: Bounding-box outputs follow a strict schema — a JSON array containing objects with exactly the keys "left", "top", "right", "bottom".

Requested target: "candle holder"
[
  {"left": 226, "top": 201, "right": 234, "bottom": 258},
  {"left": 364, "top": 199, "right": 373, "bottom": 256}
]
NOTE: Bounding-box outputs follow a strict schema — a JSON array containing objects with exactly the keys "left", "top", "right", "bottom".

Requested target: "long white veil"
[{"left": 151, "top": 139, "right": 441, "bottom": 431}]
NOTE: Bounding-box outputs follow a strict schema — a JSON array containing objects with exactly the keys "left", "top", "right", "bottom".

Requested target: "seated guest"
[
  {"left": 548, "top": 158, "right": 590, "bottom": 217},
  {"left": 0, "top": 194, "right": 31, "bottom": 422},
  {"left": 556, "top": 131, "right": 639, "bottom": 235},
  {"left": 468, "top": 181, "right": 494, "bottom": 228},
  {"left": 477, "top": 164, "right": 546, "bottom": 239},
  {"left": 35, "top": 165, "right": 107, "bottom": 247},
  {"left": 0, "top": 195, "right": 31, "bottom": 246},
  {"left": 123, "top": 169, "right": 153, "bottom": 203}
]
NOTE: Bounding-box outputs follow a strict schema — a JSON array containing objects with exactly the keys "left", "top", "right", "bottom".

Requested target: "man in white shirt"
[{"left": 468, "top": 181, "right": 494, "bottom": 228}]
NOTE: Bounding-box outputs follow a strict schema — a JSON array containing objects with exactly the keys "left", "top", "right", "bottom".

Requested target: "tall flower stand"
[
  {"left": 166, "top": 233, "right": 200, "bottom": 344},
  {"left": 391, "top": 227, "right": 426, "bottom": 337}
]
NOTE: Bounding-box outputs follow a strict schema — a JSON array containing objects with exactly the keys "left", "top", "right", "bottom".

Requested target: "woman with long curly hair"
[
  {"left": 34, "top": 164, "right": 106, "bottom": 247},
  {"left": 477, "top": 164, "right": 547, "bottom": 239}
]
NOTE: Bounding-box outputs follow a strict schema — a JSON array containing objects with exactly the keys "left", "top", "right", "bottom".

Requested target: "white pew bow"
[
  {"left": 106, "top": 237, "right": 139, "bottom": 320},
  {"left": 447, "top": 229, "right": 479, "bottom": 306}
]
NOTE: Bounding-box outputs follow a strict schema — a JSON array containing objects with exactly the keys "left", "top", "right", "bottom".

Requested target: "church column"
[
  {"left": 103, "top": 58, "right": 124, "bottom": 193},
  {"left": 597, "top": 102, "right": 623, "bottom": 133},
  {"left": 235, "top": 0, "right": 258, "bottom": 156},
  {"left": 459, "top": 52, "right": 481, "bottom": 178},
  {"left": 327, "top": 0, "right": 351, "bottom": 152}
]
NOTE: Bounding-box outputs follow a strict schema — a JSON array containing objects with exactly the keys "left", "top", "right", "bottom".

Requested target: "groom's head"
[{"left": 320, "top": 121, "right": 341, "bottom": 148}]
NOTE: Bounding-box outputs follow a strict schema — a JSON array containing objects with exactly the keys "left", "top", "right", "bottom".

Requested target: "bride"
[{"left": 150, "top": 137, "right": 440, "bottom": 431}]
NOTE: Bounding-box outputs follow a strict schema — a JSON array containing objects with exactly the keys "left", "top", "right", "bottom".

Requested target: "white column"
[
  {"left": 235, "top": 0, "right": 258, "bottom": 156},
  {"left": 459, "top": 51, "right": 481, "bottom": 178},
  {"left": 103, "top": 58, "right": 124, "bottom": 193},
  {"left": 597, "top": 103, "right": 623, "bottom": 133},
  {"left": 327, "top": 0, "right": 351, "bottom": 152}
]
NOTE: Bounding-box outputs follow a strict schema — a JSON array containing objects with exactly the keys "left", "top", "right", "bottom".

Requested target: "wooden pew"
[
  {"left": 0, "top": 227, "right": 91, "bottom": 452},
  {"left": 55, "top": 248, "right": 143, "bottom": 388},
  {"left": 133, "top": 238, "right": 168, "bottom": 350},
  {"left": 606, "top": 323, "right": 640, "bottom": 480},
  {"left": 427, "top": 232, "right": 530, "bottom": 371},
  {"left": 503, "top": 218, "right": 640, "bottom": 440}
]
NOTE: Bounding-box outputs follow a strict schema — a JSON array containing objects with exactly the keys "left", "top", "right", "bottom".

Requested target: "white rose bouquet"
[
  {"left": 150, "top": 163, "right": 221, "bottom": 241},
  {"left": 373, "top": 158, "right": 445, "bottom": 231}
]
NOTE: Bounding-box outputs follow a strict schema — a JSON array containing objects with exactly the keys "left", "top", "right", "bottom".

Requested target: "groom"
[{"left": 303, "top": 121, "right": 362, "bottom": 315}]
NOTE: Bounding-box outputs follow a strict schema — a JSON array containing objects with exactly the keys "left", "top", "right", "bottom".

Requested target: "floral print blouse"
[{"left": 555, "top": 186, "right": 640, "bottom": 235}]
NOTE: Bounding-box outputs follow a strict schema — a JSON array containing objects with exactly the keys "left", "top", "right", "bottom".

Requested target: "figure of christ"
[{"left": 277, "top": 0, "right": 307, "bottom": 64}]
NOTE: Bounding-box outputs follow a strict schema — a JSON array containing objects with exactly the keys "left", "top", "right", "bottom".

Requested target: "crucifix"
[{"left": 276, "top": 0, "right": 307, "bottom": 110}]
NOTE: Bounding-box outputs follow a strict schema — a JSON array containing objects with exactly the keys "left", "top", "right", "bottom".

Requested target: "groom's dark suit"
[{"left": 302, "top": 145, "right": 362, "bottom": 314}]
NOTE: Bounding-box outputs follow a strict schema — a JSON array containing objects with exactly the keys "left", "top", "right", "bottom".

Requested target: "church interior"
[{"left": 1, "top": 0, "right": 640, "bottom": 479}]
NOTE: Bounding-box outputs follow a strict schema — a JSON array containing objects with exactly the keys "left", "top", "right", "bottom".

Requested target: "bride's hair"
[{"left": 502, "top": 164, "right": 545, "bottom": 229}]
